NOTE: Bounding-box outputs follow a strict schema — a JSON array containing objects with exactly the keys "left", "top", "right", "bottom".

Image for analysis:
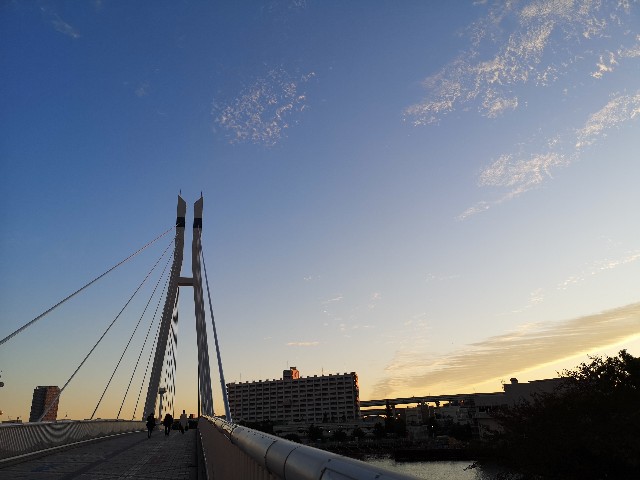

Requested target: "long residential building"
[{"left": 227, "top": 368, "right": 360, "bottom": 424}]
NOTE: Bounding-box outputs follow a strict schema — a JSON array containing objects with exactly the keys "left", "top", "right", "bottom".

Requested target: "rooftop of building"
[{"left": 227, "top": 368, "right": 358, "bottom": 385}]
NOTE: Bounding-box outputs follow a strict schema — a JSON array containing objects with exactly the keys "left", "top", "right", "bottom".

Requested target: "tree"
[
  {"left": 373, "top": 422, "right": 386, "bottom": 439},
  {"left": 284, "top": 433, "right": 301, "bottom": 443},
  {"left": 446, "top": 421, "right": 472, "bottom": 442},
  {"left": 384, "top": 400, "right": 393, "bottom": 431},
  {"left": 394, "top": 416, "right": 407, "bottom": 438},
  {"left": 238, "top": 419, "right": 274, "bottom": 434},
  {"left": 331, "top": 429, "right": 348, "bottom": 442},
  {"left": 307, "top": 424, "right": 324, "bottom": 442},
  {"left": 424, "top": 414, "right": 438, "bottom": 438},
  {"left": 351, "top": 426, "right": 366, "bottom": 440},
  {"left": 487, "top": 350, "right": 640, "bottom": 479}
]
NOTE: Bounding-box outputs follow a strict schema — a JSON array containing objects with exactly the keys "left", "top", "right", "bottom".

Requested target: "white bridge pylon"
[{"left": 143, "top": 195, "right": 214, "bottom": 420}]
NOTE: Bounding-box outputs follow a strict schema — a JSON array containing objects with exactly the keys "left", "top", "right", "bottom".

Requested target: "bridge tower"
[{"left": 142, "top": 195, "right": 214, "bottom": 420}]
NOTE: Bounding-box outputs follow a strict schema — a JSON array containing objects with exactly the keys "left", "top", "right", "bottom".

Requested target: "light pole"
[{"left": 158, "top": 387, "right": 167, "bottom": 421}]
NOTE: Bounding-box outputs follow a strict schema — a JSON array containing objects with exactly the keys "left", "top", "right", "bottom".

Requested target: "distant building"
[
  {"left": 227, "top": 367, "right": 360, "bottom": 424},
  {"left": 360, "top": 377, "right": 566, "bottom": 439},
  {"left": 29, "top": 386, "right": 60, "bottom": 422},
  {"left": 502, "top": 377, "right": 565, "bottom": 405},
  {"left": 473, "top": 377, "right": 565, "bottom": 437}
]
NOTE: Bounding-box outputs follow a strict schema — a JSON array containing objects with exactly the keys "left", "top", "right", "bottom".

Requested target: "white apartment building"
[{"left": 226, "top": 368, "right": 360, "bottom": 424}]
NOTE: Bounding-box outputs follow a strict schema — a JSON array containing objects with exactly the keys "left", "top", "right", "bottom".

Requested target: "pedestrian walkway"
[{"left": 0, "top": 427, "right": 199, "bottom": 479}]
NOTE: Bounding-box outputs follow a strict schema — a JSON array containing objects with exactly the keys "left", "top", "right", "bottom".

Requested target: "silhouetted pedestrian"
[
  {"left": 146, "top": 414, "right": 155, "bottom": 438},
  {"left": 179, "top": 410, "right": 188, "bottom": 434},
  {"left": 162, "top": 413, "right": 173, "bottom": 436}
]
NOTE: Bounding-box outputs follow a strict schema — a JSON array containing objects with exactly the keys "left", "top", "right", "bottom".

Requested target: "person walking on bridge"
[
  {"left": 162, "top": 413, "right": 173, "bottom": 436},
  {"left": 179, "top": 410, "right": 188, "bottom": 434},
  {"left": 146, "top": 414, "right": 155, "bottom": 438}
]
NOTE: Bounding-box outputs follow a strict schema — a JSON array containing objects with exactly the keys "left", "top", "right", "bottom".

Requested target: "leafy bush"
[{"left": 487, "top": 350, "right": 640, "bottom": 479}]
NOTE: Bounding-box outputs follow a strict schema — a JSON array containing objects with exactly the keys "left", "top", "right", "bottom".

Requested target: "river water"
[{"left": 364, "top": 457, "right": 500, "bottom": 479}]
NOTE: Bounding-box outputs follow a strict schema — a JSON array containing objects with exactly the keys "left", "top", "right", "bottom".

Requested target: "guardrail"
[
  {"left": 0, "top": 419, "right": 145, "bottom": 462},
  {"left": 198, "top": 415, "right": 417, "bottom": 479}
]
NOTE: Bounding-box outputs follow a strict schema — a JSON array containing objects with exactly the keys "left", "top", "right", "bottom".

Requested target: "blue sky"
[{"left": 1, "top": 0, "right": 639, "bottom": 421}]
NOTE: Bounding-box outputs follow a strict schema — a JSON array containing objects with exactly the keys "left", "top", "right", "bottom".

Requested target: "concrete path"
[{"left": 0, "top": 428, "right": 199, "bottom": 479}]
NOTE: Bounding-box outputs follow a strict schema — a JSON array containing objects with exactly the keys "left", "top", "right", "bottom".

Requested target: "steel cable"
[
  {"left": 132, "top": 291, "right": 165, "bottom": 420},
  {"left": 0, "top": 225, "right": 175, "bottom": 347},
  {"left": 117, "top": 254, "right": 172, "bottom": 419},
  {"left": 91, "top": 240, "right": 174, "bottom": 420},
  {"left": 37, "top": 233, "right": 175, "bottom": 422},
  {"left": 199, "top": 235, "right": 232, "bottom": 422}
]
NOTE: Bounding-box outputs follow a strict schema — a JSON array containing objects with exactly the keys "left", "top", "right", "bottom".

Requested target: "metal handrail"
[{"left": 200, "top": 415, "right": 417, "bottom": 479}]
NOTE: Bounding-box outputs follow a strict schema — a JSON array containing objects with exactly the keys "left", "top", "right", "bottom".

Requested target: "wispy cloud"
[
  {"left": 287, "top": 341, "right": 319, "bottom": 347},
  {"left": 213, "top": 68, "right": 315, "bottom": 146},
  {"left": 575, "top": 92, "right": 640, "bottom": 148},
  {"left": 51, "top": 14, "right": 81, "bottom": 39},
  {"left": 617, "top": 35, "right": 640, "bottom": 60},
  {"left": 403, "top": 312, "right": 430, "bottom": 328},
  {"left": 339, "top": 323, "right": 375, "bottom": 333},
  {"left": 425, "top": 273, "right": 459, "bottom": 283},
  {"left": 591, "top": 51, "right": 618, "bottom": 79},
  {"left": 264, "top": 0, "right": 308, "bottom": 14},
  {"left": 135, "top": 82, "right": 149, "bottom": 97},
  {"left": 368, "top": 292, "right": 382, "bottom": 310},
  {"left": 403, "top": 1, "right": 638, "bottom": 219},
  {"left": 405, "top": 1, "right": 636, "bottom": 125},
  {"left": 459, "top": 91, "right": 640, "bottom": 219},
  {"left": 319, "top": 292, "right": 385, "bottom": 332},
  {"left": 372, "top": 302, "right": 640, "bottom": 398},
  {"left": 510, "top": 288, "right": 545, "bottom": 314},
  {"left": 37, "top": 5, "right": 81, "bottom": 39},
  {"left": 478, "top": 152, "right": 568, "bottom": 189},
  {"left": 323, "top": 295, "right": 343, "bottom": 304},
  {"left": 558, "top": 249, "right": 640, "bottom": 290}
]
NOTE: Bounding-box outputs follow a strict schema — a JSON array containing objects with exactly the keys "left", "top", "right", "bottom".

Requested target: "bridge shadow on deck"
[{"left": 0, "top": 428, "right": 198, "bottom": 480}]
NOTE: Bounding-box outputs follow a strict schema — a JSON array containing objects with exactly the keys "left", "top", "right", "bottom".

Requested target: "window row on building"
[{"left": 226, "top": 368, "right": 360, "bottom": 424}]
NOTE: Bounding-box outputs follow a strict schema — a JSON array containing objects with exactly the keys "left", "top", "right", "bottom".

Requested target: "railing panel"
[
  {"left": 198, "top": 417, "right": 274, "bottom": 480},
  {"left": 0, "top": 420, "right": 145, "bottom": 461},
  {"left": 198, "top": 416, "right": 417, "bottom": 480}
]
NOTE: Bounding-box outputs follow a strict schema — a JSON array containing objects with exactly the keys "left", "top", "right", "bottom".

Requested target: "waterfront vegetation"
[{"left": 479, "top": 350, "right": 640, "bottom": 479}]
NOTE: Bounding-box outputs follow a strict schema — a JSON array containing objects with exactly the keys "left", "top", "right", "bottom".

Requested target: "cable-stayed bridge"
[{"left": 0, "top": 196, "right": 414, "bottom": 479}]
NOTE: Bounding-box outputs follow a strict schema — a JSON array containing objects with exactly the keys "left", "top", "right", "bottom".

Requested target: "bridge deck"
[{"left": 0, "top": 428, "right": 198, "bottom": 479}]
